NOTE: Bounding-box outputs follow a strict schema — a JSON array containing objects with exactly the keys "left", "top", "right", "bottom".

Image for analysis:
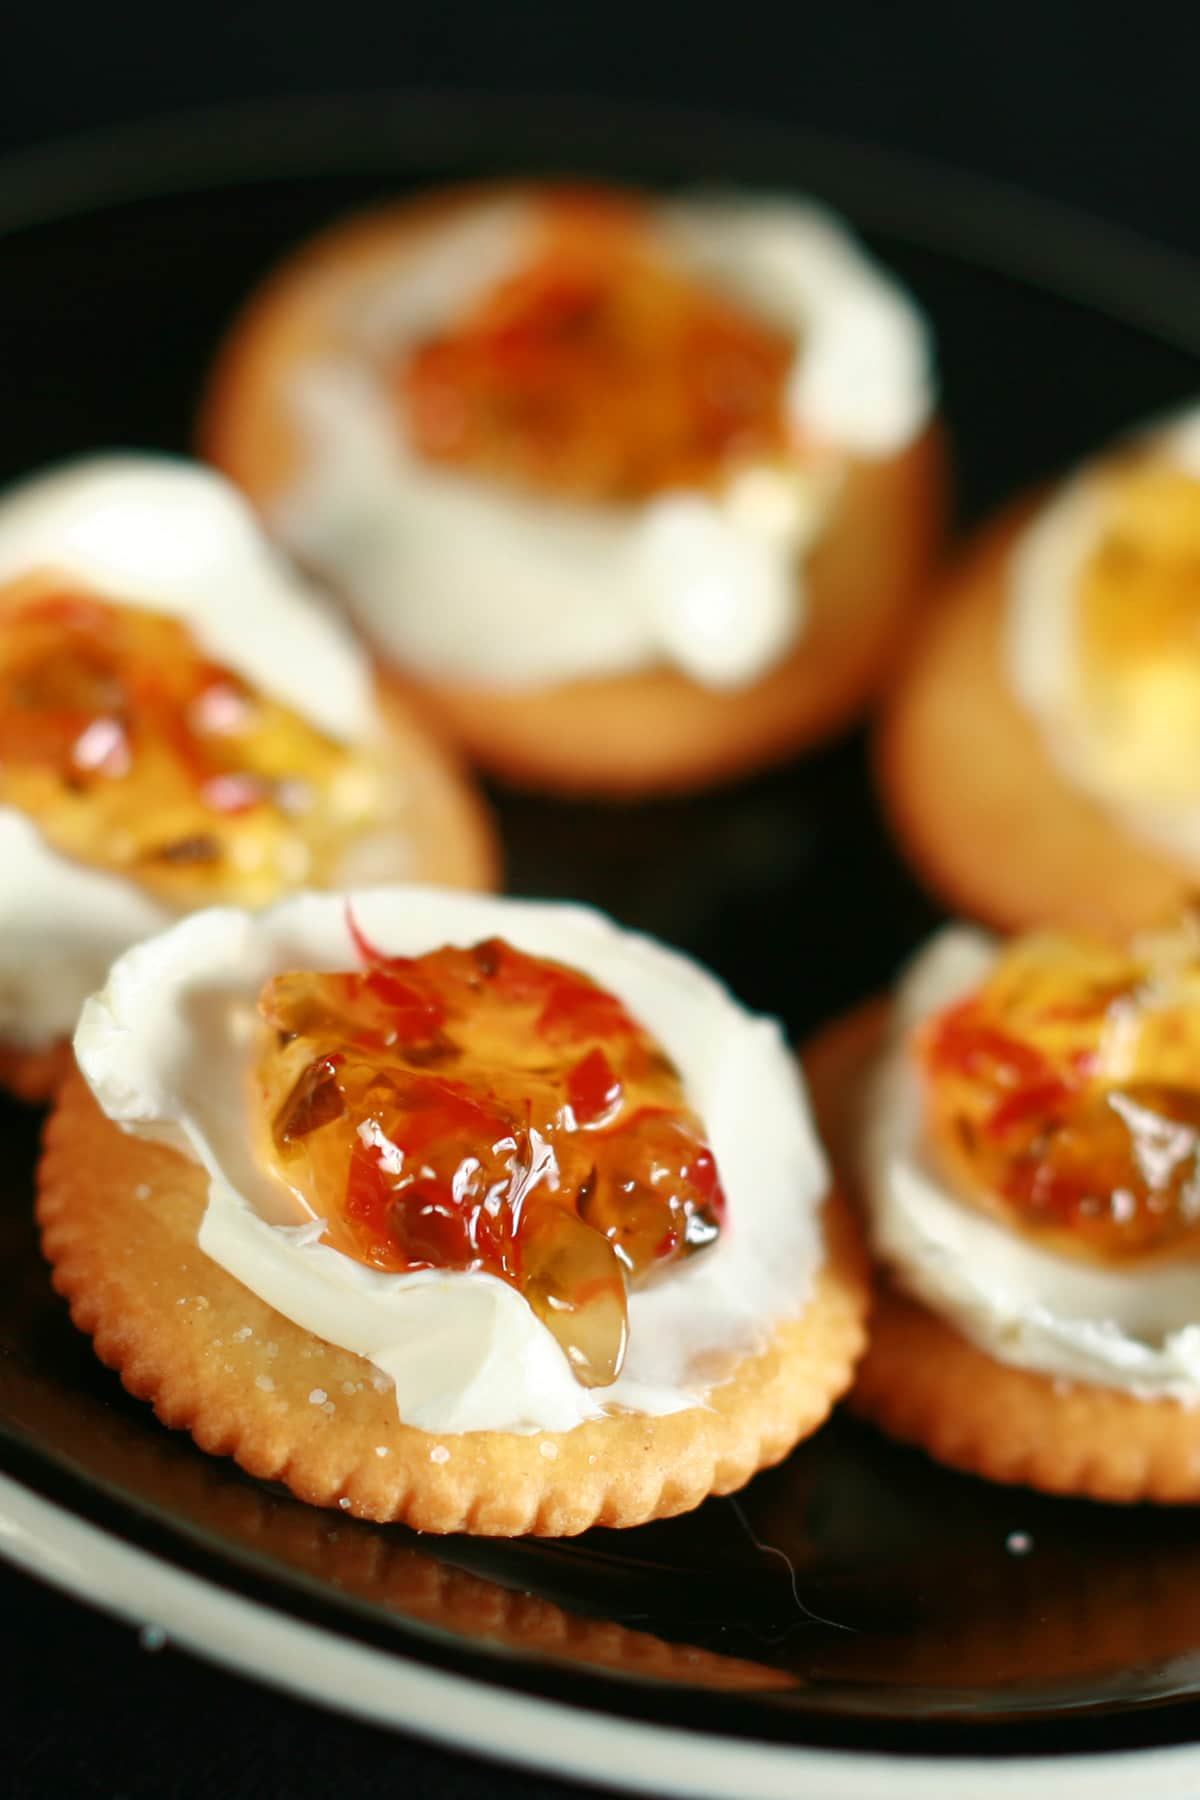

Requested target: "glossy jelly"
[
  {"left": 919, "top": 925, "right": 1200, "bottom": 1261},
  {"left": 0, "top": 587, "right": 379, "bottom": 905},
  {"left": 256, "top": 922, "right": 726, "bottom": 1386},
  {"left": 400, "top": 191, "right": 794, "bottom": 503}
]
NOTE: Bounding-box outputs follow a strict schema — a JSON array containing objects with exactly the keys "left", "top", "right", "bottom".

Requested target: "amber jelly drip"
[{"left": 256, "top": 926, "right": 726, "bottom": 1387}]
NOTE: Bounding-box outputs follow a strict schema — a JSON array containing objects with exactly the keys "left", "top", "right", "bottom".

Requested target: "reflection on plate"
[{"left": 1, "top": 93, "right": 1200, "bottom": 1797}]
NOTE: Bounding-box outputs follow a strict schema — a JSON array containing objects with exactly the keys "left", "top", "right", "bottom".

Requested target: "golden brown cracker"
[
  {"left": 0, "top": 1038, "right": 75, "bottom": 1106},
  {"left": 38, "top": 1068, "right": 870, "bottom": 1536},
  {"left": 369, "top": 681, "right": 499, "bottom": 890},
  {"left": 852, "top": 1288, "right": 1200, "bottom": 1505},
  {"left": 804, "top": 996, "right": 1200, "bottom": 1504},
  {"left": 199, "top": 186, "right": 945, "bottom": 795},
  {"left": 877, "top": 508, "right": 1191, "bottom": 936}
]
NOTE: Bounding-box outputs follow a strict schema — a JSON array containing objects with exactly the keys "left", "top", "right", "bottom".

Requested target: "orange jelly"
[
  {"left": 400, "top": 193, "right": 794, "bottom": 502},
  {"left": 256, "top": 921, "right": 726, "bottom": 1386},
  {"left": 918, "top": 927, "right": 1200, "bottom": 1262},
  {"left": 0, "top": 588, "right": 377, "bottom": 906}
]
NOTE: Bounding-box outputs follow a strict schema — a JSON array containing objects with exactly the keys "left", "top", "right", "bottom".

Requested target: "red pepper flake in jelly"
[
  {"left": 0, "top": 587, "right": 376, "bottom": 906},
  {"left": 256, "top": 919, "right": 726, "bottom": 1387},
  {"left": 917, "top": 925, "right": 1200, "bottom": 1261},
  {"left": 399, "top": 192, "right": 793, "bottom": 503}
]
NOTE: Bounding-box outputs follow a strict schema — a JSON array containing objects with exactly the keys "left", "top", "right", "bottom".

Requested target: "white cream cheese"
[
  {"left": 658, "top": 197, "right": 933, "bottom": 459},
  {"left": 1007, "top": 405, "right": 1200, "bottom": 867},
  {"left": 273, "top": 191, "right": 933, "bottom": 692},
  {"left": 74, "top": 886, "right": 827, "bottom": 1434},
  {"left": 863, "top": 926, "right": 1200, "bottom": 1402},
  {"left": 1164, "top": 408, "right": 1200, "bottom": 478},
  {"left": 0, "top": 812, "right": 169, "bottom": 1048},
  {"left": 0, "top": 455, "right": 383, "bottom": 1050}
]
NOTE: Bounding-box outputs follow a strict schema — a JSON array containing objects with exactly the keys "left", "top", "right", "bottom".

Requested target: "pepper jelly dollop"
[
  {"left": 918, "top": 922, "right": 1200, "bottom": 1262},
  {"left": 400, "top": 190, "right": 794, "bottom": 504},
  {"left": 256, "top": 920, "right": 727, "bottom": 1387},
  {"left": 0, "top": 588, "right": 378, "bottom": 905}
]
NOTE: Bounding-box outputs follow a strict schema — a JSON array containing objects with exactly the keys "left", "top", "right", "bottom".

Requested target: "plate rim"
[
  {"left": 3, "top": 88, "right": 1200, "bottom": 357},
  {"left": 2, "top": 91, "right": 1200, "bottom": 1788},
  {"left": 3, "top": 1468, "right": 1200, "bottom": 1800}
]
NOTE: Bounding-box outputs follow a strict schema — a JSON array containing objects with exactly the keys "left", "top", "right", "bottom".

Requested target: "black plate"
[{"left": 2, "top": 92, "right": 1200, "bottom": 1768}]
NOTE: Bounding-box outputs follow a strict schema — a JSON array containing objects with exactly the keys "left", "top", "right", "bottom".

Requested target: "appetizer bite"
[
  {"left": 40, "top": 888, "right": 869, "bottom": 1535},
  {"left": 807, "top": 915, "right": 1200, "bottom": 1502},
  {"left": 881, "top": 405, "right": 1200, "bottom": 933},
  {"left": 201, "top": 183, "right": 942, "bottom": 795},
  {"left": 0, "top": 456, "right": 495, "bottom": 1100}
]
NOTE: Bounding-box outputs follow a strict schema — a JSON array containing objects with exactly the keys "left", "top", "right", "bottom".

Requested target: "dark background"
[
  {"left": 3, "top": 0, "right": 1198, "bottom": 255},
  {"left": 2, "top": 5, "right": 1199, "bottom": 1797}
]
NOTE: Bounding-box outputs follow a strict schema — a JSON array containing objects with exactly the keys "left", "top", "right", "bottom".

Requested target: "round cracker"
[
  {"left": 0, "top": 1038, "right": 74, "bottom": 1106},
  {"left": 370, "top": 680, "right": 498, "bottom": 891},
  {"left": 877, "top": 508, "right": 1193, "bottom": 935},
  {"left": 198, "top": 185, "right": 945, "bottom": 795},
  {"left": 804, "top": 997, "right": 1200, "bottom": 1504},
  {"left": 852, "top": 1287, "right": 1200, "bottom": 1505},
  {"left": 37, "top": 1068, "right": 870, "bottom": 1537}
]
